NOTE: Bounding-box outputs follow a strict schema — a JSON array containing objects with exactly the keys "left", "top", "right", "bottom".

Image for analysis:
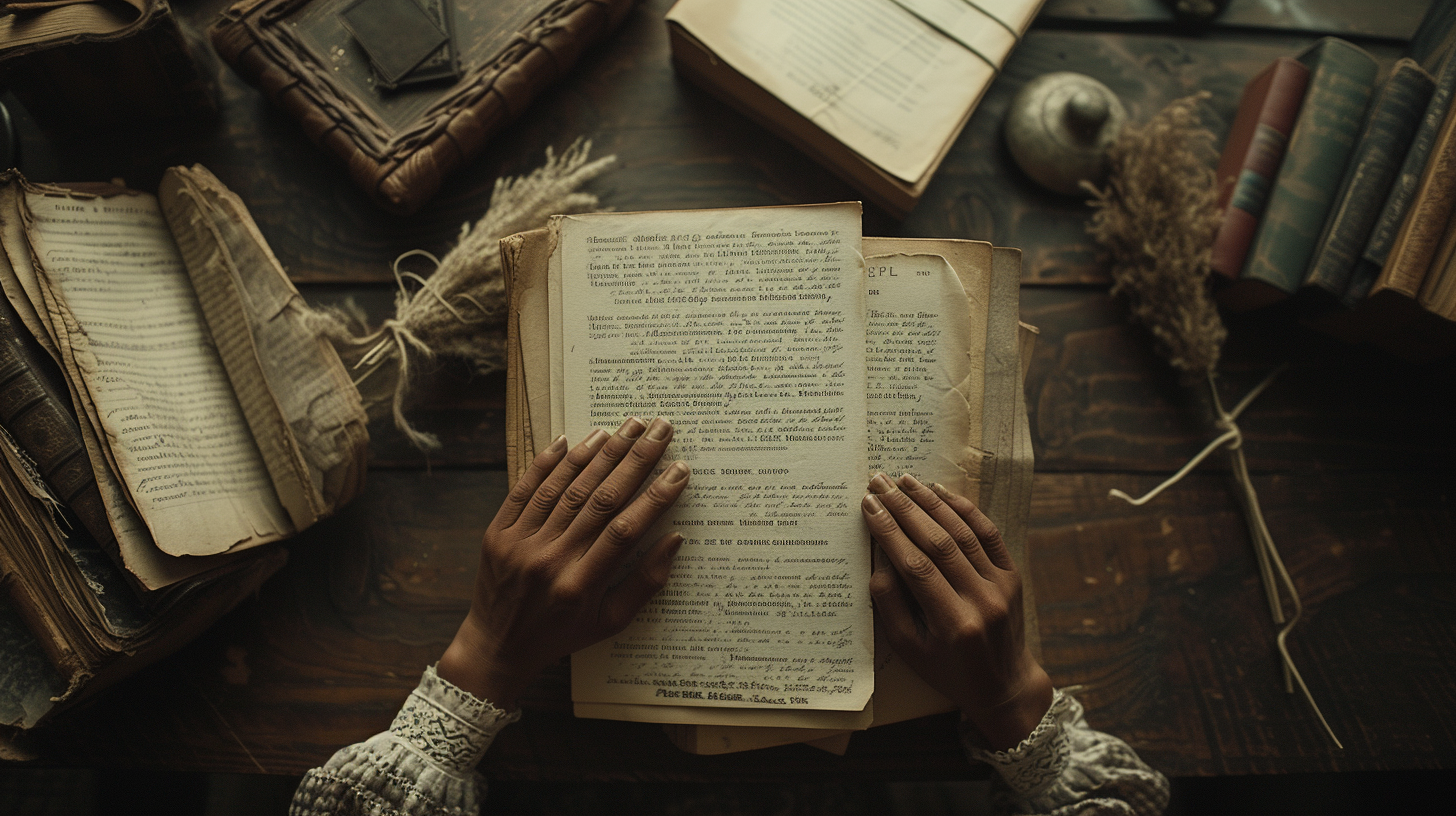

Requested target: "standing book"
[
  {"left": 1304, "top": 58, "right": 1435, "bottom": 300},
  {"left": 1218, "top": 38, "right": 1379, "bottom": 311},
  {"left": 0, "top": 165, "right": 368, "bottom": 729},
  {"left": 500, "top": 203, "right": 1037, "bottom": 751},
  {"left": 1210, "top": 56, "right": 1311, "bottom": 284}
]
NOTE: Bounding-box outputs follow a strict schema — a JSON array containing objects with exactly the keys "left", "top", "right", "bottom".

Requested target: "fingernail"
[
  {"left": 663, "top": 461, "right": 690, "bottom": 483},
  {"left": 898, "top": 472, "right": 923, "bottom": 490},
  {"left": 869, "top": 473, "right": 893, "bottom": 493},
  {"left": 930, "top": 482, "right": 949, "bottom": 497},
  {"left": 862, "top": 494, "right": 884, "bottom": 514},
  {"left": 667, "top": 533, "right": 686, "bottom": 555},
  {"left": 619, "top": 416, "right": 646, "bottom": 439},
  {"left": 646, "top": 416, "right": 672, "bottom": 441},
  {"left": 584, "top": 429, "right": 609, "bottom": 451},
  {"left": 547, "top": 435, "right": 567, "bottom": 454}
]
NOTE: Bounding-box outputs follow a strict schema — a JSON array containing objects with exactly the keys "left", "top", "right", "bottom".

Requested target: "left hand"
[{"left": 437, "top": 416, "right": 690, "bottom": 709}]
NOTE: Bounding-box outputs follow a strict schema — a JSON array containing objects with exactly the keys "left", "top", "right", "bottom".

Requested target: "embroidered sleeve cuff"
[
  {"left": 961, "top": 688, "right": 1074, "bottom": 798},
  {"left": 387, "top": 664, "right": 522, "bottom": 773}
]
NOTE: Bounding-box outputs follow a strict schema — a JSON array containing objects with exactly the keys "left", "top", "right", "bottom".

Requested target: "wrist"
[
  {"left": 436, "top": 613, "right": 533, "bottom": 710},
  {"left": 962, "top": 658, "right": 1054, "bottom": 751}
]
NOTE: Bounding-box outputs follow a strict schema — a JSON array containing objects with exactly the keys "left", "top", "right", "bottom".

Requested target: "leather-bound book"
[
  {"left": 1371, "top": 100, "right": 1456, "bottom": 306},
  {"left": 1304, "top": 58, "right": 1434, "bottom": 300},
  {"left": 210, "top": 0, "right": 638, "bottom": 215},
  {"left": 1218, "top": 38, "right": 1378, "bottom": 312},
  {"left": 1209, "top": 57, "right": 1310, "bottom": 284},
  {"left": 0, "top": 286, "right": 116, "bottom": 554},
  {"left": 0, "top": 0, "right": 215, "bottom": 132}
]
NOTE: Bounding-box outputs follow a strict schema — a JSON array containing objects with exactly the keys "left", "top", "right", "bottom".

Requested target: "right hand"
[
  {"left": 437, "top": 416, "right": 690, "bottom": 709},
  {"left": 862, "top": 472, "right": 1053, "bottom": 750}
]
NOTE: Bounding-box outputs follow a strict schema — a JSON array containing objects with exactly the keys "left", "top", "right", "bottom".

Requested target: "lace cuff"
[
  {"left": 961, "top": 689, "right": 1171, "bottom": 816},
  {"left": 962, "top": 688, "right": 1075, "bottom": 798},
  {"left": 389, "top": 664, "right": 522, "bottom": 772},
  {"left": 290, "top": 666, "right": 521, "bottom": 816}
]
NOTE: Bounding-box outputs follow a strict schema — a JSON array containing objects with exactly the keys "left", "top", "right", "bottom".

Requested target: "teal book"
[
  {"left": 1220, "top": 38, "right": 1379, "bottom": 311},
  {"left": 1304, "top": 57, "right": 1435, "bottom": 299}
]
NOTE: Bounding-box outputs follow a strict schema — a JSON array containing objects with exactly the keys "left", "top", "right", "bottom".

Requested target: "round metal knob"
[{"left": 1004, "top": 72, "right": 1127, "bottom": 197}]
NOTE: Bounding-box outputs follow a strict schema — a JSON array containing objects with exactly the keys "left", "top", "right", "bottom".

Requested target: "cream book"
[
  {"left": 500, "top": 202, "right": 1036, "bottom": 753},
  {"left": 0, "top": 165, "right": 367, "bottom": 728},
  {"left": 666, "top": 0, "right": 1046, "bottom": 218}
]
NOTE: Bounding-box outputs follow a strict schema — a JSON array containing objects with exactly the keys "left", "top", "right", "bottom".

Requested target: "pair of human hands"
[{"left": 436, "top": 419, "right": 1051, "bottom": 750}]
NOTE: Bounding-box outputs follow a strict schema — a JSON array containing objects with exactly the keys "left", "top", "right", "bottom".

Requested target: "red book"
[{"left": 1210, "top": 57, "right": 1312, "bottom": 282}]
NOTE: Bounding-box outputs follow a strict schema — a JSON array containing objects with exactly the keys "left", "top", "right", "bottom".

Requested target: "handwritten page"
[
  {"left": 23, "top": 191, "right": 292, "bottom": 557},
  {"left": 865, "top": 252, "right": 976, "bottom": 492},
  {"left": 562, "top": 203, "right": 874, "bottom": 713},
  {"left": 668, "top": 0, "right": 991, "bottom": 183}
]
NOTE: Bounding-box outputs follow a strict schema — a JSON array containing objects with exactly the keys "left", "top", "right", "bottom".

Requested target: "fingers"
[
  {"left": 492, "top": 434, "right": 568, "bottom": 531},
  {"left": 869, "top": 544, "right": 923, "bottom": 650},
  {"left": 861, "top": 484, "right": 962, "bottom": 624},
  {"left": 929, "top": 482, "right": 1015, "bottom": 572},
  {"left": 574, "top": 459, "right": 691, "bottom": 584},
  {"left": 867, "top": 473, "right": 982, "bottom": 588},
  {"left": 537, "top": 416, "right": 652, "bottom": 538},
  {"left": 513, "top": 428, "right": 612, "bottom": 532},
  {"left": 597, "top": 531, "right": 686, "bottom": 634},
  {"left": 556, "top": 417, "right": 677, "bottom": 546},
  {"left": 895, "top": 473, "right": 998, "bottom": 579}
]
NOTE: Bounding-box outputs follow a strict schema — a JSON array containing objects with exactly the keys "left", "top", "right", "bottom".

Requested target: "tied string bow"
[
  {"left": 1109, "top": 366, "right": 1342, "bottom": 750},
  {"left": 346, "top": 251, "right": 490, "bottom": 452}
]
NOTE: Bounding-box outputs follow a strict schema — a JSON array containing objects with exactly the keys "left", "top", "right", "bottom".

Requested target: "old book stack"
[
  {"left": 501, "top": 202, "right": 1037, "bottom": 754},
  {"left": 0, "top": 165, "right": 368, "bottom": 730},
  {"left": 210, "top": 0, "right": 640, "bottom": 215},
  {"left": 666, "top": 0, "right": 1047, "bottom": 219},
  {"left": 1212, "top": 1, "right": 1456, "bottom": 356}
]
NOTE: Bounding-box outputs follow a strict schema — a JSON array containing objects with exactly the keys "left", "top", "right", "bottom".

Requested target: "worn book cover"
[{"left": 211, "top": 0, "right": 638, "bottom": 214}]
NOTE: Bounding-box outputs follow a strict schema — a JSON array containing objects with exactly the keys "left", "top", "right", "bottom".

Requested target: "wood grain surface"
[{"left": 4, "top": 0, "right": 1454, "bottom": 781}]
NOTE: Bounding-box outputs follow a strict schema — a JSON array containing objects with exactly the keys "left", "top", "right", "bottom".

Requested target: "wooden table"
[{"left": 8, "top": 0, "right": 1455, "bottom": 779}]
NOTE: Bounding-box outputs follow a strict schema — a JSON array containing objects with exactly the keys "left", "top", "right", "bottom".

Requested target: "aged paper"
[
  {"left": 668, "top": 0, "right": 991, "bottom": 183},
  {"left": 865, "top": 253, "right": 976, "bottom": 492},
  {"left": 888, "top": 0, "right": 1034, "bottom": 65},
  {"left": 22, "top": 190, "right": 293, "bottom": 557},
  {"left": 562, "top": 203, "right": 874, "bottom": 713}
]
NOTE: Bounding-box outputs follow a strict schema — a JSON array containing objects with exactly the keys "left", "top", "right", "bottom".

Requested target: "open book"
[
  {"left": 0, "top": 165, "right": 367, "bottom": 728},
  {"left": 666, "top": 0, "right": 1046, "bottom": 218},
  {"left": 501, "top": 202, "right": 1036, "bottom": 753}
]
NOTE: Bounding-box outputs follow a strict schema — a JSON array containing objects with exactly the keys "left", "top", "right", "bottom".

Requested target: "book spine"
[
  {"left": 0, "top": 297, "right": 116, "bottom": 553},
  {"left": 1238, "top": 39, "right": 1379, "bottom": 297},
  {"left": 1355, "top": 45, "right": 1456, "bottom": 297},
  {"left": 1304, "top": 58, "right": 1435, "bottom": 298},
  {"left": 1370, "top": 98, "right": 1456, "bottom": 300},
  {"left": 1210, "top": 58, "right": 1311, "bottom": 281}
]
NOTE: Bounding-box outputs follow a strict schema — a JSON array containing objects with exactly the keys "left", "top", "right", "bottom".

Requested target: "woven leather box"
[{"left": 211, "top": 0, "right": 637, "bottom": 215}]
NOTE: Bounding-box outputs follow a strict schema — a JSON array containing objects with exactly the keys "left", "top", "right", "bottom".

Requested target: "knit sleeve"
[
  {"left": 962, "top": 690, "right": 1170, "bottom": 816},
  {"left": 290, "top": 665, "right": 520, "bottom": 816}
]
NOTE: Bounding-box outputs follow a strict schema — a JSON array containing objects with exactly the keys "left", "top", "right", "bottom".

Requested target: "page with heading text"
[{"left": 564, "top": 203, "right": 874, "bottom": 713}]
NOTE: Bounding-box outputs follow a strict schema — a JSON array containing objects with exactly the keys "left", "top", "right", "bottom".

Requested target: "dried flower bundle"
[
  {"left": 305, "top": 140, "right": 615, "bottom": 450},
  {"left": 1084, "top": 91, "right": 1226, "bottom": 375}
]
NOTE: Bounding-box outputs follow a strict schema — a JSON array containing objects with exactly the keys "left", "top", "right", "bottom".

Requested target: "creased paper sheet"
[
  {"left": 562, "top": 203, "right": 875, "bottom": 715},
  {"left": 668, "top": 0, "right": 991, "bottom": 183},
  {"left": 22, "top": 190, "right": 292, "bottom": 557},
  {"left": 865, "top": 252, "right": 976, "bottom": 492}
]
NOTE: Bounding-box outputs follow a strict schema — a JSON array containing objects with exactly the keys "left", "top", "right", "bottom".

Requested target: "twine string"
[{"left": 1108, "top": 364, "right": 1342, "bottom": 749}]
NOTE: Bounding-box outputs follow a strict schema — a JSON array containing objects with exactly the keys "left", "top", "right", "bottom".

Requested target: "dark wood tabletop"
[{"left": 7, "top": 0, "right": 1455, "bottom": 780}]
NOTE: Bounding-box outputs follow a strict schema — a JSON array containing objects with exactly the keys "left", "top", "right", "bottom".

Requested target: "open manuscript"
[
  {"left": 0, "top": 166, "right": 367, "bottom": 729},
  {"left": 502, "top": 202, "right": 1036, "bottom": 753}
]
